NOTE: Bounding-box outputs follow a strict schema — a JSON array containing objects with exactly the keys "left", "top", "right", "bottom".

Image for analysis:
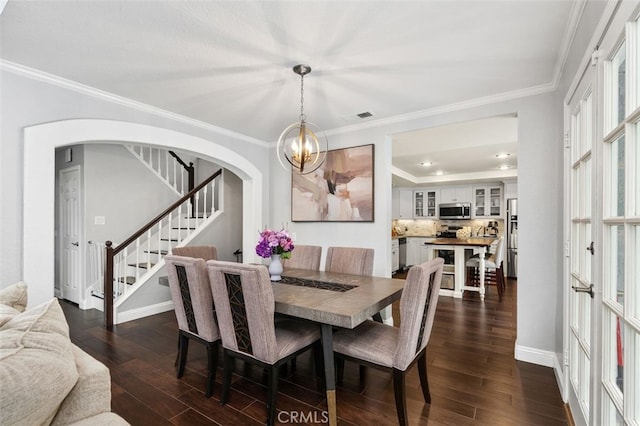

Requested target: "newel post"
[{"left": 104, "top": 241, "right": 114, "bottom": 329}]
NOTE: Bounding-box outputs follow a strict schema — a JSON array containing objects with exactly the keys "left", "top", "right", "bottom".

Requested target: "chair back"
[
  {"left": 494, "top": 237, "right": 504, "bottom": 265},
  {"left": 325, "top": 247, "right": 374, "bottom": 276},
  {"left": 206, "top": 261, "right": 279, "bottom": 364},
  {"left": 172, "top": 245, "right": 218, "bottom": 261},
  {"left": 393, "top": 257, "right": 444, "bottom": 370},
  {"left": 165, "top": 255, "right": 219, "bottom": 342},
  {"left": 283, "top": 245, "right": 322, "bottom": 270}
]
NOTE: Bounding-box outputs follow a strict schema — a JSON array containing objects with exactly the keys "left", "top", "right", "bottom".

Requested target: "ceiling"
[{"left": 0, "top": 1, "right": 578, "bottom": 181}]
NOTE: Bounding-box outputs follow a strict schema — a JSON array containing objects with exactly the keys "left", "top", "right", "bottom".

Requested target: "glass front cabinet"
[
  {"left": 414, "top": 189, "right": 438, "bottom": 218},
  {"left": 473, "top": 186, "right": 502, "bottom": 218}
]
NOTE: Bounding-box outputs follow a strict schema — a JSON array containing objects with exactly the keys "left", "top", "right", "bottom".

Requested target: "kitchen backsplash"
[{"left": 393, "top": 218, "right": 504, "bottom": 237}]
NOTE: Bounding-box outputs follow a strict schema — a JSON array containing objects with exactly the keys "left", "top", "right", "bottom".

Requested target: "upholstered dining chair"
[
  {"left": 324, "top": 246, "right": 374, "bottom": 276},
  {"left": 465, "top": 236, "right": 505, "bottom": 301},
  {"left": 325, "top": 246, "right": 381, "bottom": 324},
  {"left": 206, "top": 261, "right": 322, "bottom": 426},
  {"left": 164, "top": 255, "right": 221, "bottom": 398},
  {"left": 332, "top": 258, "right": 444, "bottom": 426},
  {"left": 282, "top": 244, "right": 322, "bottom": 270},
  {"left": 171, "top": 245, "right": 218, "bottom": 261}
]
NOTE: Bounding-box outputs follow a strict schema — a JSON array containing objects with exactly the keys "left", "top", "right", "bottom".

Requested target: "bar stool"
[{"left": 465, "top": 237, "right": 505, "bottom": 301}]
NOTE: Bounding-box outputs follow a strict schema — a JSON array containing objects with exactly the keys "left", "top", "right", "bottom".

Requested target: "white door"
[
  {"left": 565, "top": 5, "right": 640, "bottom": 425},
  {"left": 566, "top": 66, "right": 596, "bottom": 426},
  {"left": 60, "top": 166, "right": 82, "bottom": 304},
  {"left": 598, "top": 11, "right": 639, "bottom": 424}
]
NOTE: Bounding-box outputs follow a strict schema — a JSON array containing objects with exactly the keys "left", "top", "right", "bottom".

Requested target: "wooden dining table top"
[{"left": 272, "top": 267, "right": 405, "bottom": 329}]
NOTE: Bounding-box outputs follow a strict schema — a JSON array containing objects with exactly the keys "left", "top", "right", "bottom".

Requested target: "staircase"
[{"left": 96, "top": 145, "right": 224, "bottom": 326}]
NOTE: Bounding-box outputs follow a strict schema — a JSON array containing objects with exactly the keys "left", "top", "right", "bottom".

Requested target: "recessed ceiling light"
[
  {"left": 420, "top": 161, "right": 432, "bottom": 167},
  {"left": 435, "top": 170, "right": 444, "bottom": 176},
  {"left": 498, "top": 164, "right": 510, "bottom": 170},
  {"left": 496, "top": 153, "right": 511, "bottom": 159}
]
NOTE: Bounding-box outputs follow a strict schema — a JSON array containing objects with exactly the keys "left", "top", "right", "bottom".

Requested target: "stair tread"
[
  {"left": 117, "top": 276, "right": 136, "bottom": 285},
  {"left": 128, "top": 263, "right": 156, "bottom": 269},
  {"left": 145, "top": 250, "right": 168, "bottom": 255}
]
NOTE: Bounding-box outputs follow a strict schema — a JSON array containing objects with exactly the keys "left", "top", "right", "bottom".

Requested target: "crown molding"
[
  {"left": 0, "top": 60, "right": 269, "bottom": 148},
  {"left": 324, "top": 82, "right": 556, "bottom": 138},
  {"left": 551, "top": 0, "right": 587, "bottom": 89}
]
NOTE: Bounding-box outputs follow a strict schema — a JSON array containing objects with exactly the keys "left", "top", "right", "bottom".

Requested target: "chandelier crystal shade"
[{"left": 276, "top": 64, "right": 328, "bottom": 175}]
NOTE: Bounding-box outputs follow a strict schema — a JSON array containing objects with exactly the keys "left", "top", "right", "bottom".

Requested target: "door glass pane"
[
  {"left": 609, "top": 135, "right": 626, "bottom": 217},
  {"left": 636, "top": 123, "right": 640, "bottom": 217},
  {"left": 608, "top": 225, "right": 625, "bottom": 306},
  {"left": 608, "top": 42, "right": 626, "bottom": 129},
  {"left": 603, "top": 392, "right": 625, "bottom": 425}
]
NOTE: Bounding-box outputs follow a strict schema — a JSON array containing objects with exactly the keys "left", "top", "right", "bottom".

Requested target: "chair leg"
[
  {"left": 220, "top": 350, "right": 233, "bottom": 405},
  {"left": 266, "top": 365, "right": 279, "bottom": 426},
  {"left": 205, "top": 342, "right": 218, "bottom": 398},
  {"left": 392, "top": 369, "right": 408, "bottom": 426},
  {"left": 176, "top": 333, "right": 189, "bottom": 378},
  {"left": 417, "top": 351, "right": 431, "bottom": 403}
]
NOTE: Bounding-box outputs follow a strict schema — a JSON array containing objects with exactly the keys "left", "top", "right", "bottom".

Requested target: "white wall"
[
  {"left": 270, "top": 91, "right": 563, "bottom": 364},
  {"left": 0, "top": 68, "right": 268, "bottom": 307}
]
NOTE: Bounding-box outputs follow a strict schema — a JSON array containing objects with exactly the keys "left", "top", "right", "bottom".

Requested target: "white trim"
[
  {"left": 324, "top": 82, "right": 555, "bottom": 137},
  {"left": 514, "top": 341, "right": 557, "bottom": 367},
  {"left": 23, "top": 119, "right": 264, "bottom": 308},
  {"left": 0, "top": 60, "right": 268, "bottom": 148},
  {"left": 116, "top": 300, "right": 175, "bottom": 324},
  {"left": 551, "top": 0, "right": 588, "bottom": 88},
  {"left": 553, "top": 353, "right": 568, "bottom": 403}
]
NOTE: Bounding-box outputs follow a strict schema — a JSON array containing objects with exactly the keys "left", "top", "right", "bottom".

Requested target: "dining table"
[{"left": 273, "top": 267, "right": 405, "bottom": 426}]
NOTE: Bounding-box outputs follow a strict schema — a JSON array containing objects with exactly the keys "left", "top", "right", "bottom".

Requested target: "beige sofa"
[{"left": 0, "top": 282, "right": 129, "bottom": 425}]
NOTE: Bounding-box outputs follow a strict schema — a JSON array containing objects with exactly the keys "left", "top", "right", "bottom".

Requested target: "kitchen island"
[{"left": 422, "top": 237, "right": 496, "bottom": 300}]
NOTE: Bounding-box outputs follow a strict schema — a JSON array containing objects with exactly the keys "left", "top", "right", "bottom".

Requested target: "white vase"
[{"left": 268, "top": 254, "right": 283, "bottom": 281}]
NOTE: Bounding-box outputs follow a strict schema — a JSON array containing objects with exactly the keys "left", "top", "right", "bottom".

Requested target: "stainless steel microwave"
[{"left": 439, "top": 202, "right": 471, "bottom": 219}]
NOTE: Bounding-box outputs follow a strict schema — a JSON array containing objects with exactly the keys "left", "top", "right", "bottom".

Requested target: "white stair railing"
[
  {"left": 126, "top": 145, "right": 193, "bottom": 196},
  {"left": 103, "top": 169, "right": 223, "bottom": 327}
]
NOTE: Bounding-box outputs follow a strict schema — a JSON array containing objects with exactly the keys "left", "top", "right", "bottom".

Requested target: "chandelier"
[{"left": 276, "top": 64, "right": 328, "bottom": 175}]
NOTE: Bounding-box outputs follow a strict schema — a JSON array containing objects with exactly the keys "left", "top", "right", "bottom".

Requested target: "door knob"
[
  {"left": 71, "top": 242, "right": 79, "bottom": 246},
  {"left": 571, "top": 283, "right": 594, "bottom": 298}
]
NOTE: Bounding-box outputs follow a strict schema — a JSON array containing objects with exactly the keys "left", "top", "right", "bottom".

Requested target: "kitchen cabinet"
[
  {"left": 393, "top": 188, "right": 413, "bottom": 218},
  {"left": 391, "top": 239, "right": 399, "bottom": 272},
  {"left": 439, "top": 186, "right": 472, "bottom": 204},
  {"left": 413, "top": 189, "right": 438, "bottom": 218},
  {"left": 472, "top": 185, "right": 502, "bottom": 217},
  {"left": 407, "top": 237, "right": 435, "bottom": 267}
]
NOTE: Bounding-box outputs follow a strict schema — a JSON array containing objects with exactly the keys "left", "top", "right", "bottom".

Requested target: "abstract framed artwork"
[{"left": 291, "top": 144, "right": 374, "bottom": 222}]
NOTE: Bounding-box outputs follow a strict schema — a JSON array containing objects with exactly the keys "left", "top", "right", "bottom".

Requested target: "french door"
[
  {"left": 566, "top": 3, "right": 640, "bottom": 425},
  {"left": 567, "top": 62, "right": 596, "bottom": 426}
]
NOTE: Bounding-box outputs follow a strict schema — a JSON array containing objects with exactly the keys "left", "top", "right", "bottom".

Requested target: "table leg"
[
  {"left": 479, "top": 247, "right": 486, "bottom": 300},
  {"left": 321, "top": 323, "right": 337, "bottom": 426}
]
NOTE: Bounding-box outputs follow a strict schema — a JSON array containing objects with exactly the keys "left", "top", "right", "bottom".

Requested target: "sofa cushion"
[
  {"left": 0, "top": 298, "right": 79, "bottom": 425},
  {"left": 0, "top": 305, "right": 20, "bottom": 328},
  {"left": 0, "top": 281, "right": 28, "bottom": 312},
  {"left": 51, "top": 344, "right": 113, "bottom": 425}
]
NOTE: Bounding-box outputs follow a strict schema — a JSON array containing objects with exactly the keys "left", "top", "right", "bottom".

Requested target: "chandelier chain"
[{"left": 299, "top": 73, "right": 306, "bottom": 122}]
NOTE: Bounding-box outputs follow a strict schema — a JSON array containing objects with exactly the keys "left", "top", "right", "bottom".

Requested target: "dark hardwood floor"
[{"left": 61, "top": 276, "right": 568, "bottom": 425}]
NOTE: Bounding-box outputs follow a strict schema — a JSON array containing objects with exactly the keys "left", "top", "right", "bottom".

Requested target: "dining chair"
[
  {"left": 325, "top": 246, "right": 382, "bottom": 325},
  {"left": 171, "top": 245, "right": 218, "bottom": 261},
  {"left": 164, "top": 255, "right": 221, "bottom": 397},
  {"left": 465, "top": 236, "right": 505, "bottom": 301},
  {"left": 324, "top": 246, "right": 374, "bottom": 276},
  {"left": 206, "top": 260, "right": 322, "bottom": 426},
  {"left": 332, "top": 257, "right": 444, "bottom": 426},
  {"left": 282, "top": 244, "right": 322, "bottom": 270}
]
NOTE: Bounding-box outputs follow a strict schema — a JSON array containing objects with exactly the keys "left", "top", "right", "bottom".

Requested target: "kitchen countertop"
[{"left": 423, "top": 237, "right": 496, "bottom": 246}]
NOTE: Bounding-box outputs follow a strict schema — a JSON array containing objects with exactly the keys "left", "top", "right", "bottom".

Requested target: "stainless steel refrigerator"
[{"left": 506, "top": 199, "right": 518, "bottom": 278}]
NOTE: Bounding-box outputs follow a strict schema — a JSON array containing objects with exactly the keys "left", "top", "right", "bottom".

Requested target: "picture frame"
[{"left": 291, "top": 144, "right": 374, "bottom": 222}]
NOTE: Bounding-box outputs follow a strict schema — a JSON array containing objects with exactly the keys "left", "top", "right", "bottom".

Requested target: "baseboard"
[
  {"left": 116, "top": 300, "right": 174, "bottom": 324},
  {"left": 515, "top": 342, "right": 566, "bottom": 401},
  {"left": 514, "top": 342, "right": 556, "bottom": 367}
]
